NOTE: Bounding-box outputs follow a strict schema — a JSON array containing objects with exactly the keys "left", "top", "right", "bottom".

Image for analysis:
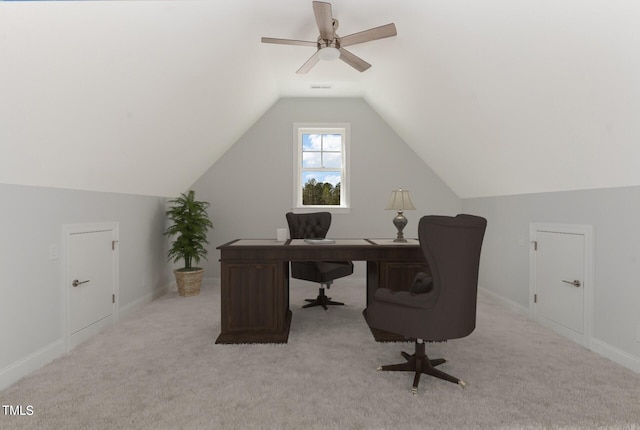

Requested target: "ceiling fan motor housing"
[{"left": 318, "top": 38, "right": 340, "bottom": 49}]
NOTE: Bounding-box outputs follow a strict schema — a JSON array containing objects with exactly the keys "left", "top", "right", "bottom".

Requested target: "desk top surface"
[{"left": 219, "top": 238, "right": 419, "bottom": 248}]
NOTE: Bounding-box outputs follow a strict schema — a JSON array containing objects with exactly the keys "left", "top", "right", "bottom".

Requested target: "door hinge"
[
  {"left": 112, "top": 294, "right": 115, "bottom": 304},
  {"left": 534, "top": 294, "right": 537, "bottom": 303},
  {"left": 532, "top": 240, "right": 538, "bottom": 251},
  {"left": 112, "top": 240, "right": 118, "bottom": 250}
]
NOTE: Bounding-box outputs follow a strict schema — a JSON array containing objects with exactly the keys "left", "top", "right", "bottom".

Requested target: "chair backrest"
[
  {"left": 418, "top": 214, "right": 487, "bottom": 340},
  {"left": 286, "top": 212, "right": 331, "bottom": 239}
]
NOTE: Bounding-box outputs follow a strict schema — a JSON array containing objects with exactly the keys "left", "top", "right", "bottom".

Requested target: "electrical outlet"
[{"left": 49, "top": 244, "right": 59, "bottom": 260}]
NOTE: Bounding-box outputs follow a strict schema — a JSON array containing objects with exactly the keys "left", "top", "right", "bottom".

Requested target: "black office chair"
[
  {"left": 286, "top": 212, "right": 354, "bottom": 310},
  {"left": 366, "top": 214, "right": 487, "bottom": 393}
]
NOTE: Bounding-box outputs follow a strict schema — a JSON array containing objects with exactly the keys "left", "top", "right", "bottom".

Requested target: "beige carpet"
[{"left": 2, "top": 279, "right": 640, "bottom": 430}]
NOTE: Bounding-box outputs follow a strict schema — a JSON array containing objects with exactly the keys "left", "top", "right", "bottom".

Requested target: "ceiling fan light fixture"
[{"left": 318, "top": 46, "right": 340, "bottom": 61}]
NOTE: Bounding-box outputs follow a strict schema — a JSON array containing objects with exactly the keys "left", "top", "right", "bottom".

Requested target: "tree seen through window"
[{"left": 302, "top": 179, "right": 341, "bottom": 205}]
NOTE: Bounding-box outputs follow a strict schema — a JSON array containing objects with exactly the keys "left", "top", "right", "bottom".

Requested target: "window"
[{"left": 293, "top": 123, "right": 350, "bottom": 212}]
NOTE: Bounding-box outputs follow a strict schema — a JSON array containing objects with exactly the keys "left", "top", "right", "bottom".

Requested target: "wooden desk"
[{"left": 215, "top": 239, "right": 428, "bottom": 344}]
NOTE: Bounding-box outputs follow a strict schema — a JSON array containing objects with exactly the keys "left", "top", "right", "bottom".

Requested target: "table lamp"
[{"left": 384, "top": 188, "right": 416, "bottom": 242}]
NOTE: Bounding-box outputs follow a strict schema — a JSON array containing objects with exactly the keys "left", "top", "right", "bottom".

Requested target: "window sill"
[{"left": 292, "top": 207, "right": 351, "bottom": 215}]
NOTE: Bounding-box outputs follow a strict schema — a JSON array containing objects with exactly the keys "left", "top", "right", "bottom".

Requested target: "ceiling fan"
[{"left": 261, "top": 1, "right": 397, "bottom": 74}]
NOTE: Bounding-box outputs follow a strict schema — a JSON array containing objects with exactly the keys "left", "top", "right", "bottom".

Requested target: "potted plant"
[{"left": 165, "top": 190, "right": 213, "bottom": 296}]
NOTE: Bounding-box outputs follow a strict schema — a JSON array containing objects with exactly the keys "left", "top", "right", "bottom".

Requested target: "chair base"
[
  {"left": 377, "top": 340, "right": 465, "bottom": 394},
  {"left": 303, "top": 286, "right": 344, "bottom": 311}
]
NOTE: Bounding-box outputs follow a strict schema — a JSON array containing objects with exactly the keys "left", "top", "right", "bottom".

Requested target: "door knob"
[
  {"left": 562, "top": 279, "right": 581, "bottom": 288},
  {"left": 72, "top": 279, "right": 90, "bottom": 287}
]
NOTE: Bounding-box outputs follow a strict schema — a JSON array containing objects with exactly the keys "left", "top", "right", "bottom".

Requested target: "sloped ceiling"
[{"left": 1, "top": 0, "right": 640, "bottom": 198}]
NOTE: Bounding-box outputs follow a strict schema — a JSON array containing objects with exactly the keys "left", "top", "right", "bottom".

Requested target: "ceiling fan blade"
[
  {"left": 339, "top": 48, "right": 371, "bottom": 72},
  {"left": 261, "top": 37, "right": 317, "bottom": 48},
  {"left": 296, "top": 51, "right": 321, "bottom": 74},
  {"left": 313, "top": 1, "right": 334, "bottom": 40},
  {"left": 339, "top": 23, "right": 397, "bottom": 47}
]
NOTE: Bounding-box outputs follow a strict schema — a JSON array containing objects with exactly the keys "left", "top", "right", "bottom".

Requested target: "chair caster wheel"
[{"left": 411, "top": 387, "right": 417, "bottom": 395}]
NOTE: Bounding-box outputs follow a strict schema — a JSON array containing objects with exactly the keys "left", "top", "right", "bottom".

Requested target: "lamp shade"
[{"left": 385, "top": 188, "right": 416, "bottom": 211}]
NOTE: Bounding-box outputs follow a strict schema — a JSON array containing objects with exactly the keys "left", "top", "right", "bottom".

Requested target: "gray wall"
[
  {"left": 463, "top": 186, "right": 640, "bottom": 370},
  {"left": 0, "top": 183, "right": 171, "bottom": 389},
  {"left": 192, "top": 97, "right": 461, "bottom": 278}
]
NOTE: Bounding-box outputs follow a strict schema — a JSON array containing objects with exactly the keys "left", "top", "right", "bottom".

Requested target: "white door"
[
  {"left": 66, "top": 224, "right": 118, "bottom": 349},
  {"left": 530, "top": 224, "right": 593, "bottom": 347}
]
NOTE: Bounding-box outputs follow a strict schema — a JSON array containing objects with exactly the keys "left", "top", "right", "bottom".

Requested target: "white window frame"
[{"left": 293, "top": 123, "right": 350, "bottom": 213}]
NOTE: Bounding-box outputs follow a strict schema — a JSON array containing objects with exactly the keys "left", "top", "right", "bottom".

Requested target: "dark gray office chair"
[
  {"left": 366, "top": 214, "right": 487, "bottom": 393},
  {"left": 286, "top": 212, "right": 354, "bottom": 310}
]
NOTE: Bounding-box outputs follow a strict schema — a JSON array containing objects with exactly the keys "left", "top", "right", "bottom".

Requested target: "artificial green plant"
[{"left": 165, "top": 190, "right": 213, "bottom": 271}]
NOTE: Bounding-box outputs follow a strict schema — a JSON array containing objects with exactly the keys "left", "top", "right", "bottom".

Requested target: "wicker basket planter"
[{"left": 174, "top": 268, "right": 204, "bottom": 297}]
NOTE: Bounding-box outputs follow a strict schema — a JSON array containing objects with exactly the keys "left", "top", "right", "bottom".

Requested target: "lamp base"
[{"left": 392, "top": 211, "right": 408, "bottom": 242}]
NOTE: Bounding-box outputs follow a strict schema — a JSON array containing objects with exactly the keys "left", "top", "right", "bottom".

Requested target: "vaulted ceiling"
[{"left": 2, "top": 1, "right": 640, "bottom": 198}]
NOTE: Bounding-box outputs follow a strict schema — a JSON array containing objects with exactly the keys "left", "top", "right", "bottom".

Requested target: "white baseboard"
[
  {"left": 0, "top": 339, "right": 66, "bottom": 391},
  {"left": 478, "top": 286, "right": 530, "bottom": 316},
  {"left": 119, "top": 284, "right": 170, "bottom": 321},
  {"left": 0, "top": 283, "right": 177, "bottom": 392},
  {"left": 591, "top": 338, "right": 640, "bottom": 374},
  {"left": 480, "top": 286, "right": 640, "bottom": 375}
]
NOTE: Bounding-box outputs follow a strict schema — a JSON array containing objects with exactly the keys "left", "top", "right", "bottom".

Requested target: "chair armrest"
[{"left": 373, "top": 287, "right": 439, "bottom": 310}]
